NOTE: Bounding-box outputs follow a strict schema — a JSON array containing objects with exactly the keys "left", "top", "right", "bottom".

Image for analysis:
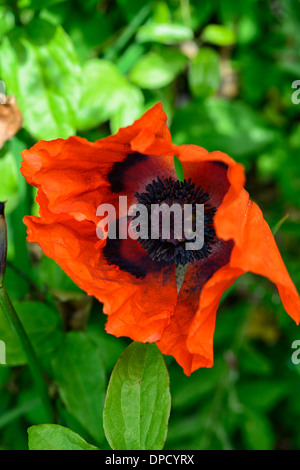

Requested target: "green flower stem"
[
  {"left": 0, "top": 284, "right": 53, "bottom": 423},
  {"left": 0, "top": 203, "right": 52, "bottom": 422},
  {"left": 0, "top": 285, "right": 53, "bottom": 422}
]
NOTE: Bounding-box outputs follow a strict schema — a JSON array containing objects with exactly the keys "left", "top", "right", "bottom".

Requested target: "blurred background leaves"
[{"left": 0, "top": 0, "right": 300, "bottom": 450}]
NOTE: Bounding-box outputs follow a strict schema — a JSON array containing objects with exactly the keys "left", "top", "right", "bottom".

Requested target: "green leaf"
[
  {"left": 76, "top": 59, "right": 144, "bottom": 131},
  {"left": 52, "top": 332, "right": 106, "bottom": 444},
  {"left": 0, "top": 19, "right": 81, "bottom": 140},
  {"left": 28, "top": 424, "right": 99, "bottom": 450},
  {"left": 188, "top": 47, "right": 220, "bottom": 97},
  {"left": 0, "top": 301, "right": 63, "bottom": 366},
  {"left": 129, "top": 50, "right": 186, "bottom": 89},
  {"left": 103, "top": 342, "right": 171, "bottom": 450},
  {"left": 109, "top": 86, "right": 144, "bottom": 134},
  {"left": 130, "top": 52, "right": 173, "bottom": 89},
  {"left": 136, "top": 22, "right": 193, "bottom": 45},
  {"left": 201, "top": 24, "right": 236, "bottom": 46}
]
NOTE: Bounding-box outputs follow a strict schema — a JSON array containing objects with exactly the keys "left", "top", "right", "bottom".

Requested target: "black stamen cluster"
[{"left": 134, "top": 177, "right": 216, "bottom": 266}]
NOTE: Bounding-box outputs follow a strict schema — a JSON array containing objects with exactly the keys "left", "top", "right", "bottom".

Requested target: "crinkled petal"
[
  {"left": 176, "top": 145, "right": 245, "bottom": 208},
  {"left": 21, "top": 103, "right": 179, "bottom": 342},
  {"left": 20, "top": 103, "right": 176, "bottom": 224},
  {"left": 185, "top": 196, "right": 300, "bottom": 374},
  {"left": 186, "top": 264, "right": 243, "bottom": 372},
  {"left": 157, "top": 239, "right": 233, "bottom": 375},
  {"left": 161, "top": 145, "right": 299, "bottom": 374},
  {"left": 219, "top": 196, "right": 300, "bottom": 323},
  {"left": 24, "top": 213, "right": 177, "bottom": 342}
]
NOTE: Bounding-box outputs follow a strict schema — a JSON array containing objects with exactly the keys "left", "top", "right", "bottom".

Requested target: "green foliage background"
[{"left": 0, "top": 0, "right": 300, "bottom": 450}]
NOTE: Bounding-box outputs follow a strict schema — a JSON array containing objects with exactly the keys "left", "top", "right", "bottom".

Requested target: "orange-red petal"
[
  {"left": 167, "top": 144, "right": 300, "bottom": 374},
  {"left": 21, "top": 103, "right": 179, "bottom": 342},
  {"left": 217, "top": 194, "right": 300, "bottom": 324},
  {"left": 157, "top": 239, "right": 233, "bottom": 375},
  {"left": 186, "top": 197, "right": 300, "bottom": 373},
  {"left": 24, "top": 213, "right": 177, "bottom": 342},
  {"left": 20, "top": 103, "right": 176, "bottom": 223},
  {"left": 175, "top": 145, "right": 245, "bottom": 209}
]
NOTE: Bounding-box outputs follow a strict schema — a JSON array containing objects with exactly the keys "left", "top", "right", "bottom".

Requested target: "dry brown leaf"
[{"left": 0, "top": 96, "right": 23, "bottom": 148}]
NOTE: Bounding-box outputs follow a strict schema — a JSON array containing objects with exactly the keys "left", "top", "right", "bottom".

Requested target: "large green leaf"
[
  {"left": 76, "top": 58, "right": 144, "bottom": 131},
  {"left": 103, "top": 342, "right": 171, "bottom": 450},
  {"left": 28, "top": 424, "right": 99, "bottom": 450},
  {"left": 52, "top": 332, "right": 106, "bottom": 444},
  {"left": 109, "top": 86, "right": 144, "bottom": 134},
  {"left": 0, "top": 18, "right": 81, "bottom": 140},
  {"left": 0, "top": 301, "right": 63, "bottom": 366}
]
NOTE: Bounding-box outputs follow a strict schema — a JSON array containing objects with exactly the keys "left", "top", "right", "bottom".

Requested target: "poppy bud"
[{"left": 0, "top": 202, "right": 7, "bottom": 286}]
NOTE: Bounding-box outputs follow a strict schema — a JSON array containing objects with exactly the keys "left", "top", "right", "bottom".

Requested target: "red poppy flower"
[{"left": 20, "top": 103, "right": 300, "bottom": 375}]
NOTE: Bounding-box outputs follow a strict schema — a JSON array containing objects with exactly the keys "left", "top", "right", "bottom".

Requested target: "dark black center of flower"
[{"left": 133, "top": 177, "right": 216, "bottom": 266}]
